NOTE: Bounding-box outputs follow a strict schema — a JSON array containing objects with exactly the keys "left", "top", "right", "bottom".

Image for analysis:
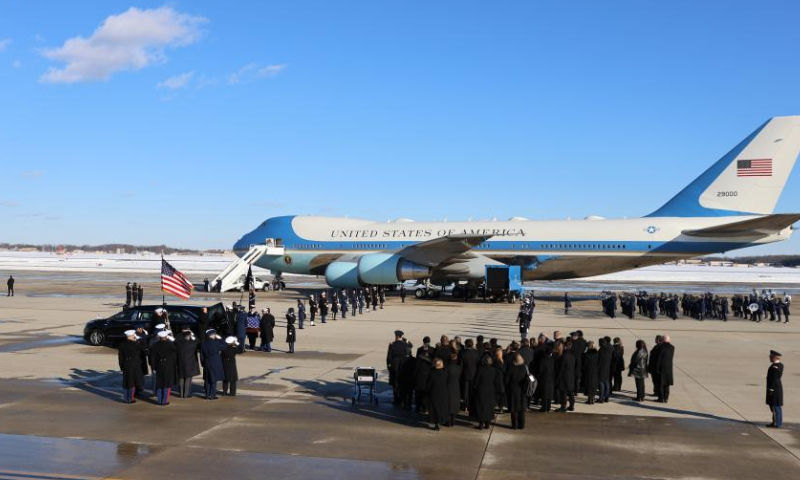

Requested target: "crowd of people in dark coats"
[
  {"left": 387, "top": 330, "right": 676, "bottom": 430},
  {"left": 601, "top": 289, "right": 791, "bottom": 324}
]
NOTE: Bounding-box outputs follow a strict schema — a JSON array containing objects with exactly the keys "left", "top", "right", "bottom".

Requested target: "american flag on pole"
[
  {"left": 161, "top": 258, "right": 194, "bottom": 300},
  {"left": 737, "top": 159, "right": 772, "bottom": 177}
]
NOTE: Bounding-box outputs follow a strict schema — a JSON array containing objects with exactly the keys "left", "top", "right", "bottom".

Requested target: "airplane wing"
[
  {"left": 682, "top": 213, "right": 800, "bottom": 238},
  {"left": 398, "top": 234, "right": 491, "bottom": 266}
]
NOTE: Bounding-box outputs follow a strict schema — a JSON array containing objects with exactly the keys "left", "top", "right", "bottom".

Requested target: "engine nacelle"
[
  {"left": 324, "top": 261, "right": 362, "bottom": 288},
  {"left": 357, "top": 253, "right": 431, "bottom": 285}
]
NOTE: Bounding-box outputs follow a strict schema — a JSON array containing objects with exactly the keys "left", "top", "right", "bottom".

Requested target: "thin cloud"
[
  {"left": 12, "top": 60, "right": 21, "bottom": 68},
  {"left": 257, "top": 64, "right": 286, "bottom": 78},
  {"left": 227, "top": 63, "right": 257, "bottom": 84},
  {"left": 1, "top": 201, "right": 19, "bottom": 207},
  {"left": 158, "top": 71, "right": 194, "bottom": 90},
  {"left": 0, "top": 38, "right": 11, "bottom": 52},
  {"left": 21, "top": 170, "right": 44, "bottom": 179},
  {"left": 195, "top": 74, "right": 219, "bottom": 89},
  {"left": 40, "top": 6, "right": 207, "bottom": 83}
]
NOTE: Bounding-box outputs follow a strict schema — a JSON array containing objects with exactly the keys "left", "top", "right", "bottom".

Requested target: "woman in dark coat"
[
  {"left": 150, "top": 332, "right": 178, "bottom": 405},
  {"left": 582, "top": 341, "right": 599, "bottom": 404},
  {"left": 612, "top": 338, "right": 626, "bottom": 392},
  {"left": 426, "top": 358, "right": 449, "bottom": 430},
  {"left": 176, "top": 329, "right": 200, "bottom": 398},
  {"left": 557, "top": 346, "right": 576, "bottom": 412},
  {"left": 506, "top": 354, "right": 529, "bottom": 429},
  {"left": 286, "top": 308, "right": 297, "bottom": 353},
  {"left": 537, "top": 346, "right": 555, "bottom": 412},
  {"left": 446, "top": 353, "right": 462, "bottom": 426},
  {"left": 414, "top": 352, "right": 432, "bottom": 414},
  {"left": 200, "top": 330, "right": 226, "bottom": 400},
  {"left": 628, "top": 340, "right": 649, "bottom": 401},
  {"left": 221, "top": 337, "right": 240, "bottom": 396},
  {"left": 493, "top": 348, "right": 507, "bottom": 413},
  {"left": 473, "top": 356, "right": 497, "bottom": 429},
  {"left": 118, "top": 331, "right": 145, "bottom": 403}
]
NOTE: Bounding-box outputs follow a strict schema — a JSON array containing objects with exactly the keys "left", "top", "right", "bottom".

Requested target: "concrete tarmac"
[{"left": 0, "top": 273, "right": 798, "bottom": 479}]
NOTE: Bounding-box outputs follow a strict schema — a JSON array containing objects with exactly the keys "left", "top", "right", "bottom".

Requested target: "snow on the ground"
[{"left": 0, "top": 251, "right": 798, "bottom": 284}]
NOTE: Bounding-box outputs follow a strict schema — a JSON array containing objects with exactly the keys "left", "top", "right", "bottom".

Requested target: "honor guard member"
[
  {"left": 248, "top": 288, "right": 256, "bottom": 311},
  {"left": 297, "top": 299, "right": 306, "bottom": 329},
  {"left": 286, "top": 308, "right": 297, "bottom": 353},
  {"left": 6, "top": 275, "right": 13, "bottom": 296},
  {"left": 766, "top": 350, "right": 784, "bottom": 428},
  {"left": 259, "top": 308, "right": 275, "bottom": 352},
  {"left": 309, "top": 295, "right": 318, "bottom": 325},
  {"left": 150, "top": 330, "right": 178, "bottom": 405},
  {"left": 200, "top": 329, "right": 225, "bottom": 400},
  {"left": 137, "top": 284, "right": 144, "bottom": 306},
  {"left": 131, "top": 282, "right": 138, "bottom": 307},
  {"left": 235, "top": 305, "right": 247, "bottom": 353},
  {"left": 340, "top": 291, "right": 348, "bottom": 319},
  {"left": 320, "top": 294, "right": 328, "bottom": 323},
  {"left": 125, "top": 282, "right": 132, "bottom": 308},
  {"left": 118, "top": 330, "right": 145, "bottom": 403},
  {"left": 400, "top": 285, "right": 407, "bottom": 303},
  {"left": 222, "top": 337, "right": 240, "bottom": 396},
  {"left": 379, "top": 287, "right": 386, "bottom": 309},
  {"left": 387, "top": 330, "right": 410, "bottom": 404},
  {"left": 351, "top": 291, "right": 358, "bottom": 317}
]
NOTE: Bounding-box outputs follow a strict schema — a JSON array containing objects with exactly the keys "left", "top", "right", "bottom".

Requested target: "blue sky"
[{"left": 1, "top": 1, "right": 799, "bottom": 254}]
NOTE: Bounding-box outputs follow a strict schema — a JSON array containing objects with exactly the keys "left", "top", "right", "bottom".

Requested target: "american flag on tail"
[
  {"left": 161, "top": 258, "right": 194, "bottom": 300},
  {"left": 737, "top": 159, "right": 772, "bottom": 177}
]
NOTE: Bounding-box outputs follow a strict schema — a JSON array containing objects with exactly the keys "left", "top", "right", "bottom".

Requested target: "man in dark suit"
[
  {"left": 648, "top": 335, "right": 662, "bottom": 398},
  {"left": 460, "top": 339, "right": 480, "bottom": 413},
  {"left": 656, "top": 335, "right": 675, "bottom": 403},
  {"left": 386, "top": 330, "right": 410, "bottom": 404},
  {"left": 766, "top": 350, "right": 784, "bottom": 428},
  {"left": 572, "top": 331, "right": 587, "bottom": 392}
]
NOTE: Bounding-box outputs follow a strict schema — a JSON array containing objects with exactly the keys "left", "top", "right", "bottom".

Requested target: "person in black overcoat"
[
  {"left": 427, "top": 358, "right": 449, "bottom": 430},
  {"left": 460, "top": 339, "right": 480, "bottom": 414},
  {"left": 414, "top": 352, "right": 432, "bottom": 414},
  {"left": 537, "top": 346, "right": 555, "bottom": 412},
  {"left": 557, "top": 347, "right": 576, "bottom": 412},
  {"left": 446, "top": 353, "right": 462, "bottom": 426},
  {"left": 766, "top": 350, "right": 784, "bottom": 428},
  {"left": 598, "top": 338, "right": 613, "bottom": 403},
  {"left": 175, "top": 328, "right": 200, "bottom": 398},
  {"left": 612, "top": 338, "right": 625, "bottom": 392},
  {"left": 582, "top": 342, "right": 599, "bottom": 404},
  {"left": 564, "top": 292, "right": 572, "bottom": 315},
  {"left": 150, "top": 331, "right": 178, "bottom": 405},
  {"left": 493, "top": 349, "right": 507, "bottom": 413},
  {"left": 286, "top": 308, "right": 297, "bottom": 353},
  {"left": 200, "top": 331, "right": 226, "bottom": 400},
  {"left": 399, "top": 354, "right": 417, "bottom": 410},
  {"left": 387, "top": 331, "right": 410, "bottom": 404},
  {"left": 656, "top": 336, "right": 675, "bottom": 403},
  {"left": 473, "top": 356, "right": 497, "bottom": 429},
  {"left": 506, "top": 354, "right": 529, "bottom": 429},
  {"left": 124, "top": 283, "right": 132, "bottom": 309},
  {"left": 648, "top": 335, "right": 662, "bottom": 397},
  {"left": 572, "top": 332, "right": 587, "bottom": 392},
  {"left": 118, "top": 331, "right": 145, "bottom": 403},
  {"left": 222, "top": 337, "right": 240, "bottom": 396},
  {"left": 259, "top": 308, "right": 275, "bottom": 352}
]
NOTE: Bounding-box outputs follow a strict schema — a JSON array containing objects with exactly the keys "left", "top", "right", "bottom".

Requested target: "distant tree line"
[
  {"left": 703, "top": 255, "right": 800, "bottom": 267},
  {"left": 0, "top": 243, "right": 226, "bottom": 255}
]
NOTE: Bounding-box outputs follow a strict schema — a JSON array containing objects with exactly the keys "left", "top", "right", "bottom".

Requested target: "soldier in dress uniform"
[
  {"left": 137, "top": 283, "right": 144, "bottom": 306},
  {"left": 309, "top": 295, "right": 317, "bottom": 326},
  {"left": 222, "top": 337, "right": 240, "bottom": 396},
  {"left": 564, "top": 292, "right": 572, "bottom": 315},
  {"left": 387, "top": 330, "right": 410, "bottom": 404},
  {"left": 118, "top": 330, "right": 145, "bottom": 403},
  {"left": 400, "top": 285, "right": 407, "bottom": 303},
  {"left": 150, "top": 330, "right": 178, "bottom": 405},
  {"left": 297, "top": 299, "right": 306, "bottom": 329},
  {"left": 200, "top": 329, "right": 225, "bottom": 400},
  {"left": 340, "top": 290, "right": 348, "bottom": 319},
  {"left": 131, "top": 282, "right": 138, "bottom": 307},
  {"left": 766, "top": 350, "right": 784, "bottom": 428},
  {"left": 125, "top": 282, "right": 132, "bottom": 309},
  {"left": 286, "top": 307, "right": 297, "bottom": 353}
]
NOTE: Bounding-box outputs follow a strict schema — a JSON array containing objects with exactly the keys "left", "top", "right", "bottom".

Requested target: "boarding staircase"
[{"left": 212, "top": 240, "right": 284, "bottom": 292}]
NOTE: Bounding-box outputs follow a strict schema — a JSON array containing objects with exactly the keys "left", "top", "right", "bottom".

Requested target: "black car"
[{"left": 83, "top": 303, "right": 229, "bottom": 346}]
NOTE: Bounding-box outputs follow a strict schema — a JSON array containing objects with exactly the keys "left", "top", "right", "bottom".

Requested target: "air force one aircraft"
[{"left": 233, "top": 116, "right": 800, "bottom": 291}]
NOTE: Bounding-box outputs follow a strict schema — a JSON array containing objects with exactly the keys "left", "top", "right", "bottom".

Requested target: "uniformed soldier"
[
  {"left": 118, "top": 330, "right": 145, "bottom": 403},
  {"left": 766, "top": 350, "right": 784, "bottom": 428},
  {"left": 340, "top": 290, "right": 348, "bottom": 319},
  {"left": 150, "top": 330, "right": 178, "bottom": 405},
  {"left": 200, "top": 329, "right": 225, "bottom": 400},
  {"left": 297, "top": 299, "right": 306, "bottom": 329},
  {"left": 125, "top": 282, "right": 132, "bottom": 309},
  {"left": 131, "top": 283, "right": 138, "bottom": 308},
  {"left": 137, "top": 284, "right": 144, "bottom": 306},
  {"left": 564, "top": 292, "right": 572, "bottom": 315},
  {"left": 7, "top": 275, "right": 14, "bottom": 296},
  {"left": 222, "top": 337, "right": 240, "bottom": 396},
  {"left": 286, "top": 308, "right": 297, "bottom": 353},
  {"left": 400, "top": 285, "right": 407, "bottom": 303},
  {"left": 309, "top": 295, "right": 317, "bottom": 326},
  {"left": 387, "top": 330, "right": 410, "bottom": 404}
]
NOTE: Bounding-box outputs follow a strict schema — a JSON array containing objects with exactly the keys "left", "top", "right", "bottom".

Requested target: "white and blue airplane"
[{"left": 233, "top": 116, "right": 800, "bottom": 293}]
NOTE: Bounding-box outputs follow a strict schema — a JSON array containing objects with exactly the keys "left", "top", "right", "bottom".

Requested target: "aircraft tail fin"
[{"left": 647, "top": 116, "right": 800, "bottom": 217}]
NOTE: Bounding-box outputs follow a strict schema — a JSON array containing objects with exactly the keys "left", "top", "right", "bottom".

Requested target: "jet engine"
[{"left": 324, "top": 254, "right": 431, "bottom": 288}]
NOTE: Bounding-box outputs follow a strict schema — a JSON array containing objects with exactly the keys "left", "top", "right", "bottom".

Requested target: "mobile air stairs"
[{"left": 212, "top": 240, "right": 284, "bottom": 292}]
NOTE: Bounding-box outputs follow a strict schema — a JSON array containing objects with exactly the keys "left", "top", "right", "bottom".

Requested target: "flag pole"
[{"left": 161, "top": 252, "right": 166, "bottom": 305}]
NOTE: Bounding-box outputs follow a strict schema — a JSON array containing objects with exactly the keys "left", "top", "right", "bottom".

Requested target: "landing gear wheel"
[
  {"left": 426, "top": 289, "right": 437, "bottom": 299},
  {"left": 88, "top": 329, "right": 105, "bottom": 346},
  {"left": 414, "top": 288, "right": 426, "bottom": 299},
  {"left": 452, "top": 286, "right": 464, "bottom": 298}
]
